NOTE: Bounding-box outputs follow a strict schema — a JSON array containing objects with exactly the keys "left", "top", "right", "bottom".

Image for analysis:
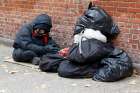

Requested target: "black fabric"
[
  {"left": 68, "top": 39, "right": 114, "bottom": 65},
  {"left": 92, "top": 48, "right": 133, "bottom": 82},
  {"left": 12, "top": 48, "right": 37, "bottom": 62},
  {"left": 74, "top": 6, "right": 119, "bottom": 40},
  {"left": 13, "top": 38, "right": 60, "bottom": 62},
  {"left": 58, "top": 62, "right": 97, "bottom": 78},
  {"left": 33, "top": 23, "right": 51, "bottom": 32},
  {"left": 32, "top": 57, "right": 41, "bottom": 65},
  {"left": 39, "top": 54, "right": 66, "bottom": 72},
  {"left": 32, "top": 14, "right": 52, "bottom": 29},
  {"left": 13, "top": 14, "right": 60, "bottom": 62}
]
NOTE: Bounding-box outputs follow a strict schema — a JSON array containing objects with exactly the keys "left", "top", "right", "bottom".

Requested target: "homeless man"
[{"left": 12, "top": 14, "right": 60, "bottom": 63}]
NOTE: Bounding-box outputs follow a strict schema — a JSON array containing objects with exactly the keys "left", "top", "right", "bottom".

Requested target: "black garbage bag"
[
  {"left": 74, "top": 2, "right": 119, "bottom": 41},
  {"left": 68, "top": 39, "right": 114, "bottom": 65},
  {"left": 39, "top": 53, "right": 67, "bottom": 73},
  {"left": 58, "top": 61, "right": 98, "bottom": 78},
  {"left": 92, "top": 48, "right": 133, "bottom": 82}
]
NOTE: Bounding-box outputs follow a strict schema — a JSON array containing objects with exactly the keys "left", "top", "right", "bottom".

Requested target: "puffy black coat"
[{"left": 13, "top": 14, "right": 60, "bottom": 56}]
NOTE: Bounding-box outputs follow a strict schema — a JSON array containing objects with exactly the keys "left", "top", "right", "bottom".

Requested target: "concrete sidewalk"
[{"left": 0, "top": 44, "right": 140, "bottom": 93}]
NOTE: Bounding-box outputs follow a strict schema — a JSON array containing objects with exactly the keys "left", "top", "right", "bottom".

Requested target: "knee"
[
  {"left": 12, "top": 49, "right": 37, "bottom": 62},
  {"left": 24, "top": 50, "right": 37, "bottom": 58},
  {"left": 22, "top": 50, "right": 37, "bottom": 62},
  {"left": 12, "top": 49, "right": 22, "bottom": 62}
]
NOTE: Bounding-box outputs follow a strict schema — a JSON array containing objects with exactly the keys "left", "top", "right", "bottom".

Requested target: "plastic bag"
[
  {"left": 58, "top": 61, "right": 97, "bottom": 78},
  {"left": 39, "top": 53, "right": 67, "bottom": 72},
  {"left": 93, "top": 48, "right": 133, "bottom": 82},
  {"left": 74, "top": 3, "right": 119, "bottom": 40},
  {"left": 68, "top": 39, "right": 114, "bottom": 65}
]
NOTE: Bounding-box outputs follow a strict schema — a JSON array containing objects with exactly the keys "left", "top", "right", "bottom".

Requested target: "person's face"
[{"left": 34, "top": 28, "right": 48, "bottom": 36}]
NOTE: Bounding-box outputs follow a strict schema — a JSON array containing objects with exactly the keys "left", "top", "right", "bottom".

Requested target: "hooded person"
[{"left": 12, "top": 14, "right": 60, "bottom": 64}]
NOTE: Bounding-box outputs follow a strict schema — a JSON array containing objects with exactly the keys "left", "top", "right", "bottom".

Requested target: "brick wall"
[{"left": 0, "top": 0, "right": 140, "bottom": 64}]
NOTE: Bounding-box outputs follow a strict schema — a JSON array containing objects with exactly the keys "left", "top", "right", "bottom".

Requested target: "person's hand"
[
  {"left": 44, "top": 45, "right": 59, "bottom": 53},
  {"left": 45, "top": 45, "right": 53, "bottom": 51}
]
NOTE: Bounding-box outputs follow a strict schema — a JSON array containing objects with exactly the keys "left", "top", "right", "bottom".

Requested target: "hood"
[{"left": 32, "top": 14, "right": 52, "bottom": 32}]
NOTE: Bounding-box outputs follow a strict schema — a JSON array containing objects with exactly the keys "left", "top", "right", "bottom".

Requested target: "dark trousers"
[{"left": 12, "top": 48, "right": 37, "bottom": 62}]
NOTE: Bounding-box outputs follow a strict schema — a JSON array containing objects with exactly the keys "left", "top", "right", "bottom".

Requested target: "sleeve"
[
  {"left": 44, "top": 38, "right": 60, "bottom": 54},
  {"left": 13, "top": 24, "right": 46, "bottom": 55}
]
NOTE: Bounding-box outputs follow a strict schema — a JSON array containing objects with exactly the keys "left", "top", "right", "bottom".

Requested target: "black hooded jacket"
[{"left": 13, "top": 14, "right": 60, "bottom": 56}]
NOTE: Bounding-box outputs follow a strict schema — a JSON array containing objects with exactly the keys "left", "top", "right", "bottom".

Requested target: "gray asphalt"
[{"left": 0, "top": 44, "right": 140, "bottom": 93}]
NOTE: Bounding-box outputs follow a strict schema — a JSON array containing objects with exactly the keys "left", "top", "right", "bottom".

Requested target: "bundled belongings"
[
  {"left": 93, "top": 48, "right": 133, "bottom": 82},
  {"left": 57, "top": 2, "right": 133, "bottom": 81},
  {"left": 39, "top": 53, "right": 67, "bottom": 72},
  {"left": 68, "top": 38, "right": 114, "bottom": 64},
  {"left": 58, "top": 62, "right": 97, "bottom": 78},
  {"left": 74, "top": 2, "right": 119, "bottom": 42},
  {"left": 39, "top": 2, "right": 133, "bottom": 82},
  {"left": 74, "top": 28, "right": 107, "bottom": 43},
  {"left": 58, "top": 45, "right": 133, "bottom": 81},
  {"left": 39, "top": 48, "right": 70, "bottom": 73}
]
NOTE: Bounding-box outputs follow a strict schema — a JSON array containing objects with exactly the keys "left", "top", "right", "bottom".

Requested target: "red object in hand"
[{"left": 58, "top": 48, "right": 69, "bottom": 57}]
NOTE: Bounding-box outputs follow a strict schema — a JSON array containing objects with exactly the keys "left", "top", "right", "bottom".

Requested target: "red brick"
[
  {"left": 127, "top": 8, "right": 140, "bottom": 13},
  {"left": 0, "top": 0, "right": 140, "bottom": 64},
  {"left": 122, "top": 0, "right": 140, "bottom": 2},
  {"left": 129, "top": 19, "right": 140, "bottom": 24},
  {"left": 132, "top": 34, "right": 139, "bottom": 40},
  {"left": 135, "top": 13, "right": 140, "bottom": 18},
  {"left": 136, "top": 3, "right": 140, "bottom": 8},
  {"left": 132, "top": 44, "right": 139, "bottom": 50}
]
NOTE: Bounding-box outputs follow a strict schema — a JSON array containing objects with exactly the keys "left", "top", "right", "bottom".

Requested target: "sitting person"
[{"left": 12, "top": 14, "right": 60, "bottom": 63}]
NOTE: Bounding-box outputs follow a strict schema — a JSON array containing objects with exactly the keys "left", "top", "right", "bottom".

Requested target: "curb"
[{"left": 0, "top": 37, "right": 14, "bottom": 47}]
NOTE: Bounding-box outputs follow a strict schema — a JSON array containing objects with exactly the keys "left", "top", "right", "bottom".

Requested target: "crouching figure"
[{"left": 12, "top": 14, "right": 60, "bottom": 63}]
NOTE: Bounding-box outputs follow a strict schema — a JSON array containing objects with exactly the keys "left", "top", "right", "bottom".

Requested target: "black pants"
[{"left": 12, "top": 48, "right": 37, "bottom": 62}]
